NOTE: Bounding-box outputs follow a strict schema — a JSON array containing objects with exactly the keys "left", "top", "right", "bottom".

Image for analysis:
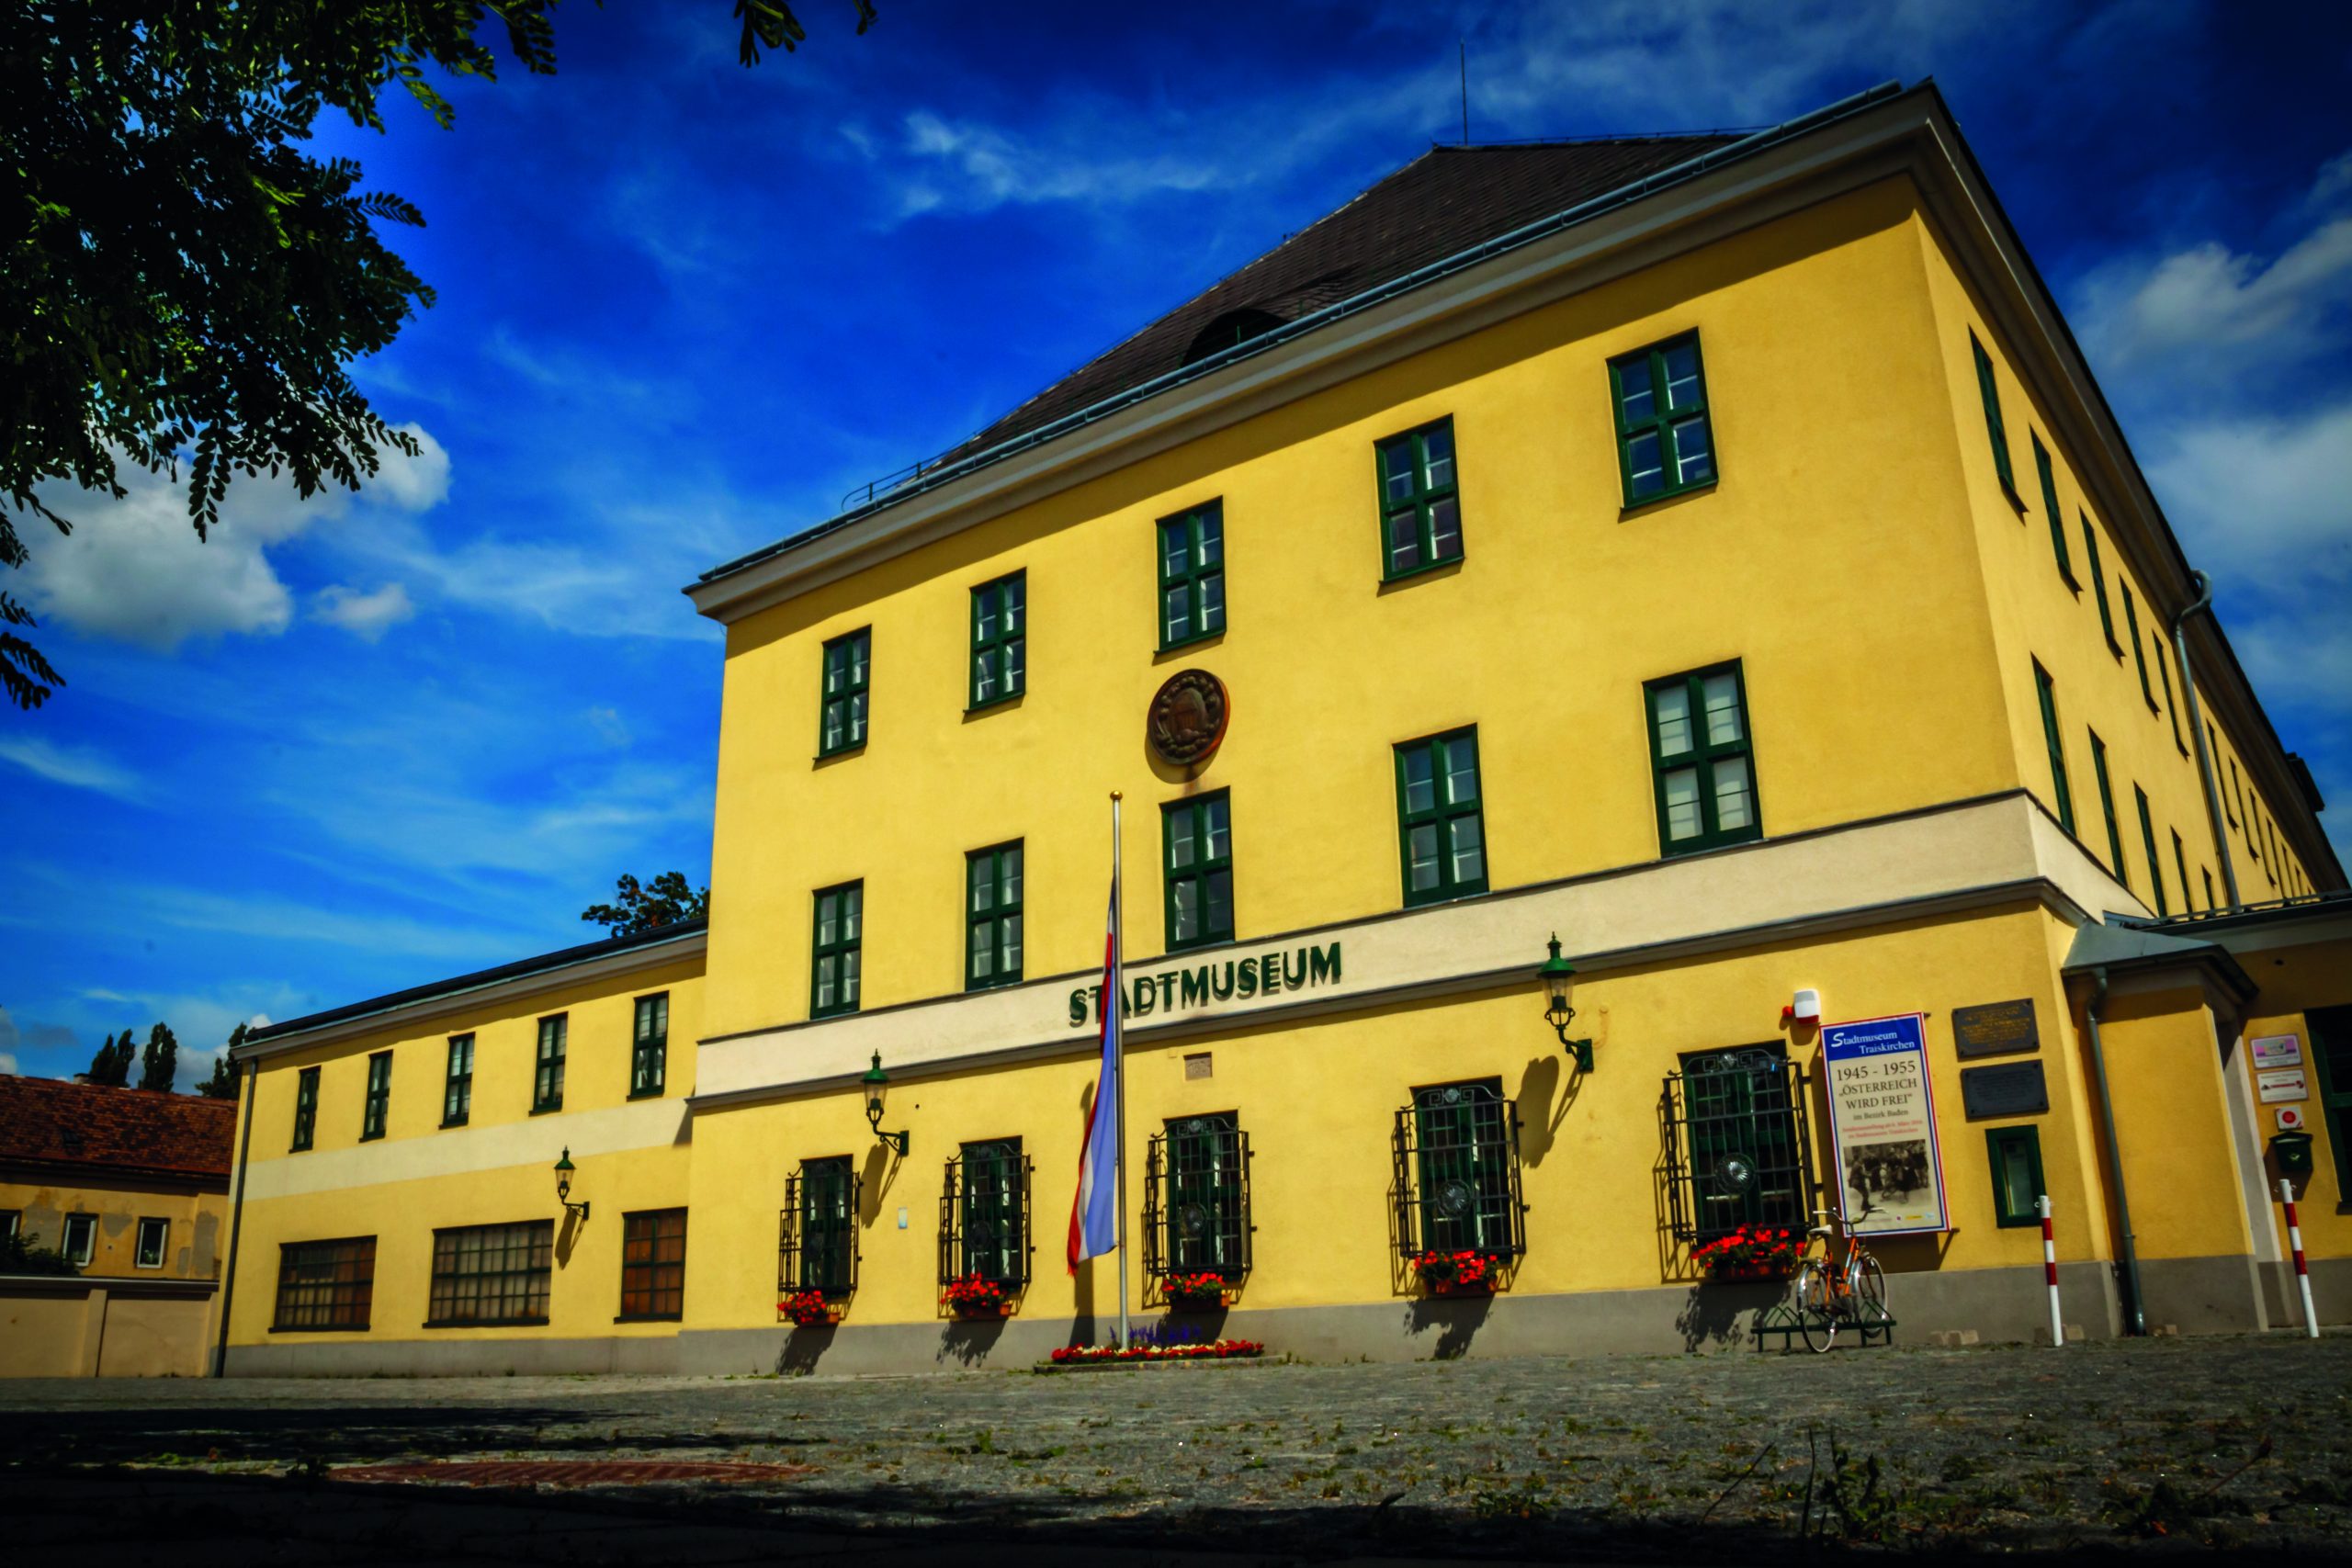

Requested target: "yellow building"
[{"left": 221, "top": 82, "right": 2347, "bottom": 1376}]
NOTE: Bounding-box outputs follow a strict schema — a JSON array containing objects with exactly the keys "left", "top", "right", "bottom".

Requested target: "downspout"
[
  {"left": 2170, "top": 570, "right": 2241, "bottom": 909},
  {"left": 2080, "top": 967, "right": 2146, "bottom": 1335},
  {"left": 210, "top": 1055, "right": 258, "bottom": 1378}
]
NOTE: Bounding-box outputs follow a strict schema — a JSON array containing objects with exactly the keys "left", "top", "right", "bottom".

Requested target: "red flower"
[{"left": 778, "top": 1289, "right": 834, "bottom": 1327}]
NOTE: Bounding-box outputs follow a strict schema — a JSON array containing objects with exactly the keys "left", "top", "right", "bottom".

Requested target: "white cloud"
[
  {"left": 2076, "top": 218, "right": 2352, "bottom": 373},
  {"left": 894, "top": 110, "right": 1221, "bottom": 218},
  {"left": 587, "top": 705, "right": 633, "bottom": 748},
  {"left": 0, "top": 735, "right": 147, "bottom": 803},
  {"left": 0, "top": 1051, "right": 17, "bottom": 1077},
  {"left": 15, "top": 426, "right": 450, "bottom": 651},
  {"left": 2146, "top": 402, "right": 2352, "bottom": 581},
  {"left": 313, "top": 582, "right": 416, "bottom": 642}
]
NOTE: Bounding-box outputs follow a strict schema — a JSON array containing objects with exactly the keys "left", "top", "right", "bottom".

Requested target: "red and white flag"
[{"left": 1068, "top": 877, "right": 1122, "bottom": 1270}]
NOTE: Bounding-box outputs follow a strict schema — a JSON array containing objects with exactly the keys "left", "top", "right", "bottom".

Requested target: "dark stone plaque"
[
  {"left": 1961, "top": 1060, "right": 2048, "bottom": 1120},
  {"left": 1148, "top": 669, "right": 1229, "bottom": 766},
  {"left": 1952, "top": 998, "right": 2039, "bottom": 1059}
]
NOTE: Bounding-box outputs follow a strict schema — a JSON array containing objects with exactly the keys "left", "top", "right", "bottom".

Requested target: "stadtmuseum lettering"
[{"left": 1070, "top": 942, "right": 1341, "bottom": 1026}]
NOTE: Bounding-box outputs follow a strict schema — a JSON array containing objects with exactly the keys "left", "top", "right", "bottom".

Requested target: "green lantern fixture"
[
  {"left": 553, "top": 1146, "right": 589, "bottom": 1222},
  {"left": 1541, "top": 934, "right": 1594, "bottom": 1073},
  {"left": 863, "top": 1051, "right": 910, "bottom": 1156}
]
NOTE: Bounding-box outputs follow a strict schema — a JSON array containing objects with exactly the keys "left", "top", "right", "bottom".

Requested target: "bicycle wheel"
[
  {"left": 1851, "top": 1251, "right": 1887, "bottom": 1323},
  {"left": 1792, "top": 1263, "right": 1837, "bottom": 1353}
]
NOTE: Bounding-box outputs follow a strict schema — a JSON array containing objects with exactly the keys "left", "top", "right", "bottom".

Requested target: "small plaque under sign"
[
  {"left": 1961, "top": 1060, "right": 2048, "bottom": 1119},
  {"left": 2256, "top": 1067, "right": 2309, "bottom": 1104},
  {"left": 1952, "top": 998, "right": 2039, "bottom": 1059}
]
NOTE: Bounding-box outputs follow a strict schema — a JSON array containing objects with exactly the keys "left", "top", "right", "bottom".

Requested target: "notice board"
[{"left": 1820, "top": 1013, "right": 1949, "bottom": 1235}]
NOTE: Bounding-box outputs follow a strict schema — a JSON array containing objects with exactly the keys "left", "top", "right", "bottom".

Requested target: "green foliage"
[
  {"left": 0, "top": 1229, "right": 80, "bottom": 1276},
  {"left": 3, "top": 1, "right": 874, "bottom": 710},
  {"left": 139, "top": 1021, "right": 180, "bottom": 1091},
  {"left": 198, "top": 1023, "right": 246, "bottom": 1099},
  {"left": 582, "top": 871, "right": 710, "bottom": 936},
  {"left": 86, "top": 1029, "right": 135, "bottom": 1086}
]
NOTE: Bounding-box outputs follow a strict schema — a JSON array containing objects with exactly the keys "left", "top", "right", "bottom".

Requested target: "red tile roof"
[{"left": 0, "top": 1075, "right": 236, "bottom": 1182}]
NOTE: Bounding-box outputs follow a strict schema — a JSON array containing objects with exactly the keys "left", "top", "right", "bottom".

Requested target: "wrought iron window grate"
[
  {"left": 1392, "top": 1082, "right": 1524, "bottom": 1260},
  {"left": 1144, "top": 1115, "right": 1252, "bottom": 1279},
  {"left": 939, "top": 1141, "right": 1032, "bottom": 1286},
  {"left": 1661, "top": 1045, "right": 1815, "bottom": 1241},
  {"left": 779, "top": 1159, "right": 860, "bottom": 1300}
]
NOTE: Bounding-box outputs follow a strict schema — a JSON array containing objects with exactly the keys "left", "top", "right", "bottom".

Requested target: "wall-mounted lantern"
[
  {"left": 862, "top": 1051, "right": 910, "bottom": 1156},
  {"left": 554, "top": 1146, "right": 590, "bottom": 1223},
  {"left": 1540, "top": 934, "right": 1594, "bottom": 1073}
]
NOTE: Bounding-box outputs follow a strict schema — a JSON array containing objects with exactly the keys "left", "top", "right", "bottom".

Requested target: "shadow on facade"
[
  {"left": 936, "top": 1315, "right": 1003, "bottom": 1367},
  {"left": 1403, "top": 1292, "right": 1490, "bottom": 1359},
  {"left": 777, "top": 1324, "right": 831, "bottom": 1375}
]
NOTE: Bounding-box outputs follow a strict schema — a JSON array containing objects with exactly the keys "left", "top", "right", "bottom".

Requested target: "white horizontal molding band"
[
  {"left": 695, "top": 793, "right": 2090, "bottom": 1106},
  {"left": 240, "top": 1095, "right": 690, "bottom": 1203}
]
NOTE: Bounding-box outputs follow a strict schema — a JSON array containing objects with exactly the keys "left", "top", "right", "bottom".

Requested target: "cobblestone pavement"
[{"left": 6, "top": 1335, "right": 2351, "bottom": 1562}]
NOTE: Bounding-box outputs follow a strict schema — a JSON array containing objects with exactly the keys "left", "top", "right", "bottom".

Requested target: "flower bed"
[
  {"left": 1692, "top": 1224, "right": 1801, "bottom": 1282},
  {"left": 942, "top": 1272, "right": 1014, "bottom": 1318},
  {"left": 1047, "top": 1338, "right": 1263, "bottom": 1366},
  {"left": 1162, "top": 1271, "right": 1230, "bottom": 1311},
  {"left": 777, "top": 1290, "right": 839, "bottom": 1327},
  {"left": 1411, "top": 1249, "right": 1499, "bottom": 1295}
]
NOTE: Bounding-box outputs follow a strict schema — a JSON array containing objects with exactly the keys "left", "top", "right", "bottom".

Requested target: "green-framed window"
[
  {"left": 533, "top": 1013, "right": 567, "bottom": 1113},
  {"left": 2033, "top": 660, "right": 2075, "bottom": 835},
  {"left": 2172, "top": 831, "right": 2194, "bottom": 913},
  {"left": 810, "top": 882, "right": 864, "bottom": 1018},
  {"left": 1670, "top": 1045, "right": 1808, "bottom": 1239},
  {"left": 949, "top": 1138, "right": 1027, "bottom": 1285},
  {"left": 965, "top": 841, "right": 1023, "bottom": 990},
  {"left": 1646, "top": 663, "right": 1760, "bottom": 856},
  {"left": 1610, "top": 332, "right": 1716, "bottom": 507},
  {"left": 968, "top": 571, "right": 1025, "bottom": 709},
  {"left": 1971, "top": 332, "right": 2020, "bottom": 502},
  {"left": 796, "top": 1156, "right": 857, "bottom": 1294},
  {"left": 291, "top": 1066, "right": 320, "bottom": 1152},
  {"left": 1394, "top": 728, "right": 1487, "bottom": 905},
  {"left": 2312, "top": 1007, "right": 2352, "bottom": 1200},
  {"left": 1150, "top": 1112, "right": 1249, "bottom": 1278},
  {"left": 2203, "top": 868, "right": 2217, "bottom": 909},
  {"left": 360, "top": 1051, "right": 391, "bottom": 1142},
  {"left": 2084, "top": 516, "right": 2120, "bottom": 652},
  {"left": 2154, "top": 636, "right": 2188, "bottom": 752},
  {"left": 2121, "top": 585, "right": 2155, "bottom": 710},
  {"left": 2134, "top": 784, "right": 2168, "bottom": 917},
  {"left": 1162, "top": 792, "right": 1233, "bottom": 951},
  {"left": 1984, "top": 1125, "right": 2045, "bottom": 1228},
  {"left": 819, "top": 628, "right": 870, "bottom": 756},
  {"left": 1374, "top": 417, "right": 1462, "bottom": 580},
  {"left": 2090, "top": 730, "right": 2126, "bottom": 884},
  {"left": 442, "top": 1034, "right": 473, "bottom": 1128},
  {"left": 2218, "top": 737, "right": 2238, "bottom": 826},
  {"left": 619, "top": 1209, "right": 686, "bottom": 1320},
  {"left": 1403, "top": 1079, "right": 1523, "bottom": 1258},
  {"left": 1158, "top": 502, "right": 1225, "bottom": 650},
  {"left": 630, "top": 993, "right": 668, "bottom": 1100},
  {"left": 2228, "top": 756, "right": 2244, "bottom": 828},
  {"left": 2032, "top": 435, "right": 2075, "bottom": 583}
]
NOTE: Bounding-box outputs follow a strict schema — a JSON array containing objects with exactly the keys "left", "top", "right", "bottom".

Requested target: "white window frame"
[
  {"left": 135, "top": 1216, "right": 169, "bottom": 1269},
  {"left": 62, "top": 1213, "right": 96, "bottom": 1266}
]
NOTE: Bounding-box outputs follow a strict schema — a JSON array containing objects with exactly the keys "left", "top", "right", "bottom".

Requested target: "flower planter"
[
  {"left": 953, "top": 1301, "right": 1015, "bottom": 1321},
  {"left": 1430, "top": 1277, "right": 1497, "bottom": 1298},
  {"left": 1165, "top": 1292, "right": 1227, "bottom": 1313},
  {"left": 778, "top": 1291, "right": 842, "bottom": 1328},
  {"left": 1706, "top": 1264, "right": 1792, "bottom": 1285}
]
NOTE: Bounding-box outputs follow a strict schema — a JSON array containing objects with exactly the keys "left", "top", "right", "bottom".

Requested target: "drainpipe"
[
  {"left": 2080, "top": 967, "right": 2146, "bottom": 1335},
  {"left": 210, "top": 1055, "right": 258, "bottom": 1379},
  {"left": 2170, "top": 571, "right": 2241, "bottom": 909}
]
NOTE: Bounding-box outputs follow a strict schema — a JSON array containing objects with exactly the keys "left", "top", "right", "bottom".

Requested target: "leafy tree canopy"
[
  {"left": 3, "top": 0, "right": 874, "bottom": 710},
  {"left": 139, "top": 1021, "right": 179, "bottom": 1091},
  {"left": 583, "top": 871, "right": 709, "bottom": 936},
  {"left": 85, "top": 1029, "right": 135, "bottom": 1086}
]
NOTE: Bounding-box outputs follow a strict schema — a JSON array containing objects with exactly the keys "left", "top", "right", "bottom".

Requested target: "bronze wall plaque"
[
  {"left": 1149, "top": 669, "right": 1229, "bottom": 766},
  {"left": 1952, "top": 998, "right": 2039, "bottom": 1059},
  {"left": 1960, "top": 1060, "right": 2048, "bottom": 1120}
]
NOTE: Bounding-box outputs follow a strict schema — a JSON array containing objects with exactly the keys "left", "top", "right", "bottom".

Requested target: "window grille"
[
  {"left": 1144, "top": 1114, "right": 1251, "bottom": 1278},
  {"left": 1392, "top": 1081, "right": 1523, "bottom": 1259},
  {"left": 937, "top": 1140, "right": 1031, "bottom": 1286},
  {"left": 273, "top": 1236, "right": 376, "bottom": 1331},
  {"left": 779, "top": 1158, "right": 860, "bottom": 1300},
  {"left": 1660, "top": 1046, "right": 1815, "bottom": 1242}
]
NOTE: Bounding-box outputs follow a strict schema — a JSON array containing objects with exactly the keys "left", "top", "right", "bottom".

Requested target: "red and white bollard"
[
  {"left": 2039, "top": 1194, "right": 2063, "bottom": 1348},
  {"left": 2280, "top": 1178, "right": 2320, "bottom": 1339}
]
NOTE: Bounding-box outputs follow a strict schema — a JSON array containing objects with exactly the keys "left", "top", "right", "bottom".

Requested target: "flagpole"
[{"left": 1111, "top": 789, "right": 1130, "bottom": 1349}]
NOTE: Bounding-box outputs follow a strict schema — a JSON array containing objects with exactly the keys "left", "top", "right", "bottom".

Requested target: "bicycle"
[{"left": 1791, "top": 1206, "right": 1887, "bottom": 1352}]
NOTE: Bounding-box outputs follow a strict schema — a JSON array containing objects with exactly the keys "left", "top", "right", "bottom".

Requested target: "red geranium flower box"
[
  {"left": 1692, "top": 1224, "right": 1802, "bottom": 1282},
  {"left": 777, "top": 1290, "right": 841, "bottom": 1327},
  {"left": 1047, "top": 1338, "right": 1262, "bottom": 1366},
  {"left": 1163, "top": 1271, "right": 1230, "bottom": 1311},
  {"left": 1411, "top": 1249, "right": 1500, "bottom": 1296},
  {"left": 942, "top": 1272, "right": 1016, "bottom": 1319}
]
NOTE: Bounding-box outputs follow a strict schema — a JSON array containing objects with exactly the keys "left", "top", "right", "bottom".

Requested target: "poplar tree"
[{"left": 138, "top": 1021, "right": 179, "bottom": 1091}]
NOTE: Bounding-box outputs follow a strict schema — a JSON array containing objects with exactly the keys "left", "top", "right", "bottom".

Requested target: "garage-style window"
[
  {"left": 1611, "top": 332, "right": 1715, "bottom": 506},
  {"left": 426, "top": 1221, "right": 553, "bottom": 1326},
  {"left": 1374, "top": 417, "right": 1462, "bottom": 580},
  {"left": 272, "top": 1236, "right": 377, "bottom": 1331},
  {"left": 1646, "top": 663, "right": 1760, "bottom": 855},
  {"left": 619, "top": 1209, "right": 687, "bottom": 1320}
]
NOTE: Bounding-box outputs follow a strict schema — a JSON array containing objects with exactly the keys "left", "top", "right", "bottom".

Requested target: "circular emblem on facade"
[{"left": 1148, "top": 668, "right": 1229, "bottom": 766}]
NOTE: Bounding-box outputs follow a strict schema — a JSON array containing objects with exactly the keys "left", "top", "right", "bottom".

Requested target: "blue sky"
[{"left": 6, "top": 0, "right": 2349, "bottom": 1086}]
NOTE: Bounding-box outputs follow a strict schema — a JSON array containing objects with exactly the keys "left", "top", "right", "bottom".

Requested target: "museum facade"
[{"left": 220, "top": 82, "right": 2349, "bottom": 1376}]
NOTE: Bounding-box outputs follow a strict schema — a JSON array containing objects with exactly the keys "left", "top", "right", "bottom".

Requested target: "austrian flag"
[{"left": 1068, "top": 879, "right": 1122, "bottom": 1270}]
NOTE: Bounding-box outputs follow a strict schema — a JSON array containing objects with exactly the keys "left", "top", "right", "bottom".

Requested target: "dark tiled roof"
[
  {"left": 243, "top": 915, "right": 708, "bottom": 1047},
  {"left": 942, "top": 137, "right": 1739, "bottom": 463},
  {"left": 0, "top": 1075, "right": 236, "bottom": 1181}
]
